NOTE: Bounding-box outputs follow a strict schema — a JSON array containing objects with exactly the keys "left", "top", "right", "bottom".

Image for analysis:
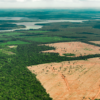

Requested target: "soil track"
[
  {"left": 41, "top": 42, "right": 100, "bottom": 57},
  {"left": 27, "top": 57, "right": 100, "bottom": 100}
]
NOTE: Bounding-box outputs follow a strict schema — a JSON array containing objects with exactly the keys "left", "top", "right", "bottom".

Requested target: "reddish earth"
[
  {"left": 90, "top": 41, "right": 100, "bottom": 45},
  {"left": 41, "top": 42, "right": 100, "bottom": 57},
  {"left": 27, "top": 57, "right": 100, "bottom": 100}
]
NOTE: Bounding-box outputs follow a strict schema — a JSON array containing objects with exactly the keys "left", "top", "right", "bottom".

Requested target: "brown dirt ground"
[
  {"left": 90, "top": 41, "right": 100, "bottom": 45},
  {"left": 41, "top": 42, "right": 100, "bottom": 57},
  {"left": 27, "top": 58, "right": 100, "bottom": 100},
  {"left": 8, "top": 45, "right": 17, "bottom": 48}
]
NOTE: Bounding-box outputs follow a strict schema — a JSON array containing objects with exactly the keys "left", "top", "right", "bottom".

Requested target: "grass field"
[
  {"left": 28, "top": 31, "right": 49, "bottom": 33},
  {"left": 0, "top": 32, "right": 24, "bottom": 36},
  {"left": 0, "top": 37, "right": 12, "bottom": 41},
  {"left": 0, "top": 49, "right": 15, "bottom": 55},
  {"left": 0, "top": 40, "right": 30, "bottom": 45},
  {"left": 25, "top": 36, "right": 75, "bottom": 43}
]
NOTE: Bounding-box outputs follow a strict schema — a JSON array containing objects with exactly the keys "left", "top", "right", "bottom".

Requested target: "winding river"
[{"left": 0, "top": 19, "right": 88, "bottom": 32}]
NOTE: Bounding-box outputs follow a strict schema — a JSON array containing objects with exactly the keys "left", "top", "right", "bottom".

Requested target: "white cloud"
[
  {"left": 16, "top": 0, "right": 25, "bottom": 2},
  {"left": 0, "top": 0, "right": 100, "bottom": 8},
  {"left": 32, "top": 0, "right": 41, "bottom": 2},
  {"left": 0, "top": 0, "right": 100, "bottom": 2}
]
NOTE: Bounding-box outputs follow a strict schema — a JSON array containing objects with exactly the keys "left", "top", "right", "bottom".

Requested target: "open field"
[
  {"left": 28, "top": 31, "right": 49, "bottom": 33},
  {"left": 0, "top": 49, "right": 15, "bottom": 55},
  {"left": 25, "top": 36, "right": 75, "bottom": 43},
  {"left": 8, "top": 45, "right": 17, "bottom": 48},
  {"left": 0, "top": 40, "right": 30, "bottom": 45},
  {"left": 0, "top": 32, "right": 24, "bottom": 36},
  {"left": 90, "top": 41, "right": 100, "bottom": 45},
  {"left": 27, "top": 57, "right": 100, "bottom": 100},
  {"left": 0, "top": 37, "right": 12, "bottom": 41},
  {"left": 41, "top": 42, "right": 100, "bottom": 57}
]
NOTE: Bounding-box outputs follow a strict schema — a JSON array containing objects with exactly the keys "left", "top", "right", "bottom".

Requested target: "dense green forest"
[
  {"left": 0, "top": 9, "right": 100, "bottom": 20},
  {"left": 0, "top": 45, "right": 54, "bottom": 100},
  {"left": 0, "top": 24, "right": 25, "bottom": 30},
  {"left": 0, "top": 12, "right": 100, "bottom": 99}
]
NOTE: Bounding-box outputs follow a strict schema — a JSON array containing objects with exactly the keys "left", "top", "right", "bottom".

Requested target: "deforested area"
[{"left": 27, "top": 57, "right": 100, "bottom": 100}]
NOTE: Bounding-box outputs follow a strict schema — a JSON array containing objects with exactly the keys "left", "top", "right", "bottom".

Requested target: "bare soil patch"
[
  {"left": 41, "top": 42, "right": 100, "bottom": 57},
  {"left": 90, "top": 41, "right": 100, "bottom": 45},
  {"left": 27, "top": 57, "right": 100, "bottom": 100},
  {"left": 8, "top": 45, "right": 17, "bottom": 48}
]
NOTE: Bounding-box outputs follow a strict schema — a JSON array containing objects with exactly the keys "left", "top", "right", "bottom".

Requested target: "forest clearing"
[
  {"left": 27, "top": 57, "right": 100, "bottom": 100},
  {"left": 90, "top": 41, "right": 100, "bottom": 45},
  {"left": 41, "top": 42, "right": 100, "bottom": 57},
  {"left": 8, "top": 45, "right": 17, "bottom": 48}
]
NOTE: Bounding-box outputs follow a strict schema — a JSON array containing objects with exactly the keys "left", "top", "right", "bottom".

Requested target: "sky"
[{"left": 0, "top": 0, "right": 100, "bottom": 8}]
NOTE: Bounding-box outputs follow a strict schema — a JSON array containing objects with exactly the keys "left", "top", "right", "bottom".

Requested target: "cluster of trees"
[
  {"left": 16, "top": 44, "right": 100, "bottom": 65},
  {"left": 93, "top": 24, "right": 100, "bottom": 29},
  {"left": 0, "top": 24, "right": 25, "bottom": 30},
  {"left": 0, "top": 45, "right": 53, "bottom": 100},
  {"left": 0, "top": 9, "right": 100, "bottom": 20}
]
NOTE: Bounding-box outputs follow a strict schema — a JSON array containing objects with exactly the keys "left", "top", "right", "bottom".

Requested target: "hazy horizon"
[{"left": 0, "top": 0, "right": 100, "bottom": 9}]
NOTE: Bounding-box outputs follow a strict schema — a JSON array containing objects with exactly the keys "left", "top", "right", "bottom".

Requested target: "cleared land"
[
  {"left": 41, "top": 42, "right": 100, "bottom": 57},
  {"left": 27, "top": 57, "right": 100, "bottom": 100},
  {"left": 8, "top": 45, "right": 17, "bottom": 48},
  {"left": 90, "top": 41, "right": 100, "bottom": 45}
]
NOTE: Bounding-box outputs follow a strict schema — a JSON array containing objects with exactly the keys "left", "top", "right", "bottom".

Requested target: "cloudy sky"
[{"left": 0, "top": 0, "right": 100, "bottom": 8}]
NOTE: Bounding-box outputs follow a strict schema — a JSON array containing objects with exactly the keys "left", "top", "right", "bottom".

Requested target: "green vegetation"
[
  {"left": 0, "top": 49, "right": 15, "bottom": 55},
  {"left": 63, "top": 53, "right": 75, "bottom": 56},
  {"left": 0, "top": 37, "right": 12, "bottom": 41},
  {"left": 0, "top": 9, "right": 99, "bottom": 20},
  {"left": 39, "top": 21, "right": 100, "bottom": 43},
  {"left": 95, "top": 99, "right": 100, "bottom": 100},
  {"left": 0, "top": 32, "right": 24, "bottom": 36},
  {"left": 0, "top": 24, "right": 25, "bottom": 30},
  {"left": 25, "top": 36, "right": 75, "bottom": 43},
  {"left": 28, "top": 31, "right": 49, "bottom": 33},
  {"left": 0, "top": 40, "right": 30, "bottom": 45},
  {"left": 93, "top": 24, "right": 100, "bottom": 29},
  {"left": 84, "top": 48, "right": 93, "bottom": 51},
  {"left": 80, "top": 32, "right": 94, "bottom": 34}
]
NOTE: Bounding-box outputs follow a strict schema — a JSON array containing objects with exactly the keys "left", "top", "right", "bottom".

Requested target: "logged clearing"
[
  {"left": 8, "top": 45, "right": 17, "bottom": 48},
  {"left": 41, "top": 42, "right": 100, "bottom": 57},
  {"left": 90, "top": 41, "right": 100, "bottom": 45},
  {"left": 27, "top": 57, "right": 100, "bottom": 100}
]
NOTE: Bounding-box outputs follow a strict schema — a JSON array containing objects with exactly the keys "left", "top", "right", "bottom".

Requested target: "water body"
[
  {"left": 15, "top": 20, "right": 88, "bottom": 30},
  {"left": 0, "top": 17, "right": 24, "bottom": 20},
  {"left": 0, "top": 19, "right": 88, "bottom": 32}
]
